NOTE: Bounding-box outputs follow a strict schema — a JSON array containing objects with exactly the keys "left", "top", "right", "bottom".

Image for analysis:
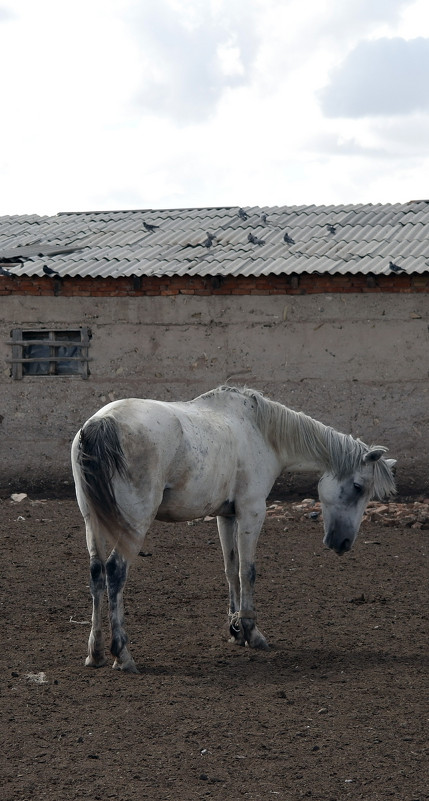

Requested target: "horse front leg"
[
  {"left": 235, "top": 508, "right": 269, "bottom": 650},
  {"left": 106, "top": 550, "right": 138, "bottom": 673},
  {"left": 217, "top": 516, "right": 245, "bottom": 646}
]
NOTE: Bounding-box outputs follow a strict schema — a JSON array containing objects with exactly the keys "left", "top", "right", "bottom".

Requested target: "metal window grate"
[{"left": 8, "top": 328, "right": 91, "bottom": 379}]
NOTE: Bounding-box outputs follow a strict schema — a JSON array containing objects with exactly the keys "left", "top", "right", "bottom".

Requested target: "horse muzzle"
[{"left": 323, "top": 529, "right": 353, "bottom": 556}]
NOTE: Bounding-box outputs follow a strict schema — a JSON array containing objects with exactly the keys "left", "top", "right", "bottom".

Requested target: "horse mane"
[{"left": 204, "top": 386, "right": 396, "bottom": 499}]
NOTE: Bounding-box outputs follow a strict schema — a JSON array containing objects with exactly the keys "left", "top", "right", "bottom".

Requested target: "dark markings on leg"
[
  {"left": 110, "top": 629, "right": 128, "bottom": 659},
  {"left": 218, "top": 500, "right": 236, "bottom": 516},
  {"left": 106, "top": 553, "right": 127, "bottom": 595},
  {"left": 228, "top": 590, "right": 245, "bottom": 643},
  {"left": 106, "top": 553, "right": 128, "bottom": 658},
  {"left": 229, "top": 620, "right": 245, "bottom": 645},
  {"left": 237, "top": 563, "right": 256, "bottom": 644},
  {"left": 89, "top": 558, "right": 106, "bottom": 592},
  {"left": 229, "top": 626, "right": 244, "bottom": 643},
  {"left": 241, "top": 616, "right": 256, "bottom": 643}
]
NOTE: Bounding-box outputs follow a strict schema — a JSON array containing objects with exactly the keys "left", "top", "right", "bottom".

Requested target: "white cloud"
[
  {"left": 0, "top": 6, "right": 15, "bottom": 21},
  {"left": 1, "top": 0, "right": 429, "bottom": 214},
  {"left": 321, "top": 0, "right": 415, "bottom": 39},
  {"left": 320, "top": 37, "right": 429, "bottom": 117},
  {"left": 126, "top": 0, "right": 259, "bottom": 123}
]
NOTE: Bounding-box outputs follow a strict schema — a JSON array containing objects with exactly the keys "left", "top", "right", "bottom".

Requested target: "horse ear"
[{"left": 363, "top": 447, "right": 387, "bottom": 463}]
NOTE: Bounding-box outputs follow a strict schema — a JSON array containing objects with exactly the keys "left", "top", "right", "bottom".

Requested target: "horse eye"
[{"left": 353, "top": 482, "right": 363, "bottom": 494}]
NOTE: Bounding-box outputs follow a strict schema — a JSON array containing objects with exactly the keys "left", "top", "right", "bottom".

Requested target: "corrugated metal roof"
[{"left": 0, "top": 202, "right": 429, "bottom": 279}]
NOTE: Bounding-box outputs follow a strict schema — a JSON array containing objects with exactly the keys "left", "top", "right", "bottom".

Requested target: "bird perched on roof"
[
  {"left": 389, "top": 261, "right": 405, "bottom": 273},
  {"left": 203, "top": 232, "right": 215, "bottom": 248},
  {"left": 248, "top": 232, "right": 265, "bottom": 246},
  {"left": 260, "top": 213, "right": 268, "bottom": 224},
  {"left": 283, "top": 232, "right": 295, "bottom": 244},
  {"left": 327, "top": 224, "right": 336, "bottom": 234},
  {"left": 238, "top": 208, "right": 248, "bottom": 220},
  {"left": 143, "top": 221, "right": 159, "bottom": 232},
  {"left": 43, "top": 265, "right": 61, "bottom": 277},
  {"left": 0, "top": 265, "right": 13, "bottom": 277}
]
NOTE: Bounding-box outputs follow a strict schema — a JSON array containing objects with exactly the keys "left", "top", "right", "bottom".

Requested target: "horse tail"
[{"left": 76, "top": 416, "right": 137, "bottom": 559}]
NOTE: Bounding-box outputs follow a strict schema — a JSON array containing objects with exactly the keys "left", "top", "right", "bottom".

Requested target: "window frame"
[{"left": 9, "top": 327, "right": 91, "bottom": 379}]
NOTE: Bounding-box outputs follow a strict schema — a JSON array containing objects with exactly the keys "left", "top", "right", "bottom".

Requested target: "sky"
[{"left": 1, "top": 0, "right": 429, "bottom": 215}]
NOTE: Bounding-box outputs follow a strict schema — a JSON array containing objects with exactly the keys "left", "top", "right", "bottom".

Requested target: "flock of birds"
[{"left": 0, "top": 209, "right": 407, "bottom": 276}]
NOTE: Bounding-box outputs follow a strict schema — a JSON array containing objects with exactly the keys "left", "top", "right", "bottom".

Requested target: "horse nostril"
[{"left": 324, "top": 531, "right": 353, "bottom": 555}]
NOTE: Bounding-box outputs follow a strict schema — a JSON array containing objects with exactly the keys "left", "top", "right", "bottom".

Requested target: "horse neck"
[{"left": 260, "top": 400, "right": 334, "bottom": 472}]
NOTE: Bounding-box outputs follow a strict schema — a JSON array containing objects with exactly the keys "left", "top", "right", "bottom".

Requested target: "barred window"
[{"left": 9, "top": 328, "right": 91, "bottom": 379}]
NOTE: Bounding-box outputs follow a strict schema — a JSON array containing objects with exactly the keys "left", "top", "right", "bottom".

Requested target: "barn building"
[{"left": 1, "top": 202, "right": 428, "bottom": 496}]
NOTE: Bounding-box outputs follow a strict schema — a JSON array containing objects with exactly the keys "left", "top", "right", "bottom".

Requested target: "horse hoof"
[
  {"left": 229, "top": 635, "right": 246, "bottom": 646},
  {"left": 112, "top": 657, "right": 139, "bottom": 674},
  {"left": 248, "top": 630, "right": 269, "bottom": 650},
  {"left": 85, "top": 655, "right": 107, "bottom": 668},
  {"left": 251, "top": 638, "right": 270, "bottom": 650}
]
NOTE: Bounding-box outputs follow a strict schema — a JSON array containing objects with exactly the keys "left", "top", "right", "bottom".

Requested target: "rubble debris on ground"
[
  {"left": 266, "top": 498, "right": 429, "bottom": 529},
  {"left": 25, "top": 672, "right": 48, "bottom": 684}
]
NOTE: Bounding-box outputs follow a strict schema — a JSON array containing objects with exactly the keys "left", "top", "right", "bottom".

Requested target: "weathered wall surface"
[{"left": 1, "top": 293, "right": 428, "bottom": 496}]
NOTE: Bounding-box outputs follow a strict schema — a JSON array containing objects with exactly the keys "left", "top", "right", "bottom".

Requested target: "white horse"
[{"left": 71, "top": 386, "right": 396, "bottom": 673}]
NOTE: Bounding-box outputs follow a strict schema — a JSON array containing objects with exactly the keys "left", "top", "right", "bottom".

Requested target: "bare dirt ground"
[{"left": 1, "top": 495, "right": 428, "bottom": 801}]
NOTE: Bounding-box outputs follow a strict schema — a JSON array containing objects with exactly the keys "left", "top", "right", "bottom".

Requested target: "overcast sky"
[{"left": 1, "top": 0, "right": 429, "bottom": 215}]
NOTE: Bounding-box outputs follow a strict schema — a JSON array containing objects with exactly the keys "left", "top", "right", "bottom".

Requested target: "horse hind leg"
[
  {"left": 85, "top": 557, "right": 107, "bottom": 667},
  {"left": 84, "top": 518, "right": 108, "bottom": 668},
  {"left": 106, "top": 550, "right": 138, "bottom": 673}
]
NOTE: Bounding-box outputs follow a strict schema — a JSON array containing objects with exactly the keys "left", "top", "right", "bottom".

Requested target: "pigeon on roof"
[
  {"left": 43, "top": 265, "right": 61, "bottom": 277},
  {"left": 248, "top": 232, "right": 265, "bottom": 246},
  {"left": 203, "top": 232, "right": 215, "bottom": 248},
  {"left": 143, "top": 222, "right": 159, "bottom": 232},
  {"left": 389, "top": 261, "right": 405, "bottom": 273}
]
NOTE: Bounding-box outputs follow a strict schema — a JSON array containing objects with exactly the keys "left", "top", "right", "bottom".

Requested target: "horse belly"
[{"left": 155, "top": 476, "right": 236, "bottom": 523}]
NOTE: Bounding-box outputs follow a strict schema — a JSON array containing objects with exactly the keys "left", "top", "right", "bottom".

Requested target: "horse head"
[{"left": 318, "top": 448, "right": 396, "bottom": 555}]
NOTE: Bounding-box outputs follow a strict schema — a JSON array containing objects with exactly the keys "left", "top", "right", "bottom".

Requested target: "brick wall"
[{"left": 1, "top": 272, "right": 429, "bottom": 296}]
